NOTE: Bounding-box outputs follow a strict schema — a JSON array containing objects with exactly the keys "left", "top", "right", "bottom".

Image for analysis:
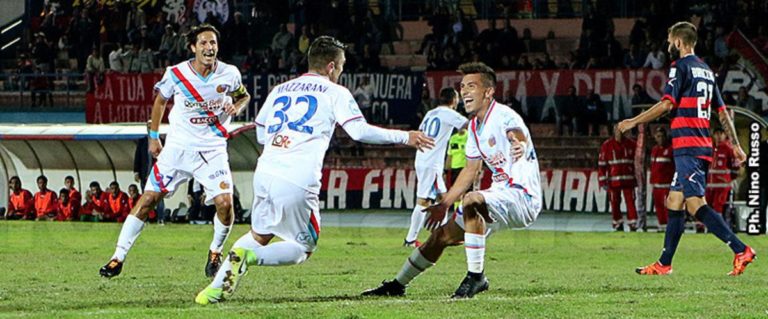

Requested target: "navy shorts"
[{"left": 670, "top": 156, "right": 710, "bottom": 198}]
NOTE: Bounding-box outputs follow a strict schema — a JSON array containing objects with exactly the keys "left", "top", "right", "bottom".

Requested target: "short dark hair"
[
  {"left": 713, "top": 127, "right": 725, "bottom": 134},
  {"left": 458, "top": 62, "right": 497, "bottom": 88},
  {"left": 37, "top": 175, "right": 47, "bottom": 183},
  {"left": 9, "top": 176, "right": 20, "bottom": 184},
  {"left": 668, "top": 21, "right": 697, "bottom": 47},
  {"left": 65, "top": 175, "right": 75, "bottom": 182},
  {"left": 307, "top": 36, "right": 346, "bottom": 70},
  {"left": 59, "top": 188, "right": 69, "bottom": 196},
  {"left": 89, "top": 181, "right": 101, "bottom": 188},
  {"left": 110, "top": 181, "right": 119, "bottom": 188},
  {"left": 438, "top": 87, "right": 458, "bottom": 105},
  {"left": 654, "top": 127, "right": 667, "bottom": 135},
  {"left": 186, "top": 23, "right": 220, "bottom": 51}
]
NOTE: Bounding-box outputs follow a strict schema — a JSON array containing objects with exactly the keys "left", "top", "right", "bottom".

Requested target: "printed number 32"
[
  {"left": 696, "top": 82, "right": 712, "bottom": 119},
  {"left": 268, "top": 95, "right": 317, "bottom": 134}
]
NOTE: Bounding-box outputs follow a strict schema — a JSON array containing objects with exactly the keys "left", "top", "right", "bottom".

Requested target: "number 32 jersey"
[
  {"left": 661, "top": 54, "right": 725, "bottom": 162},
  {"left": 255, "top": 73, "right": 367, "bottom": 193}
]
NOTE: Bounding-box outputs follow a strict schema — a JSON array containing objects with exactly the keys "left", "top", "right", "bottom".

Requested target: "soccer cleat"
[
  {"left": 222, "top": 248, "right": 254, "bottom": 298},
  {"left": 403, "top": 239, "right": 422, "bottom": 248},
  {"left": 361, "top": 280, "right": 406, "bottom": 297},
  {"left": 195, "top": 286, "right": 223, "bottom": 305},
  {"left": 205, "top": 250, "right": 222, "bottom": 278},
  {"left": 451, "top": 273, "right": 489, "bottom": 299},
  {"left": 613, "top": 223, "right": 624, "bottom": 232},
  {"left": 728, "top": 246, "right": 756, "bottom": 276},
  {"left": 99, "top": 258, "right": 123, "bottom": 278},
  {"left": 635, "top": 261, "right": 672, "bottom": 275}
]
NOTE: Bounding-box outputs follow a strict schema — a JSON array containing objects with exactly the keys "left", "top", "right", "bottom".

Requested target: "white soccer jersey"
[
  {"left": 415, "top": 106, "right": 468, "bottom": 170},
  {"left": 466, "top": 100, "right": 542, "bottom": 210},
  {"left": 154, "top": 60, "right": 243, "bottom": 150},
  {"left": 255, "top": 73, "right": 404, "bottom": 194}
]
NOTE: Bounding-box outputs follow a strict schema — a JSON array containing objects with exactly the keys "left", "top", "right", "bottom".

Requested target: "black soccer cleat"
[
  {"left": 205, "top": 250, "right": 222, "bottom": 278},
  {"left": 451, "top": 273, "right": 489, "bottom": 299},
  {"left": 362, "top": 280, "right": 406, "bottom": 297},
  {"left": 99, "top": 258, "right": 123, "bottom": 278}
]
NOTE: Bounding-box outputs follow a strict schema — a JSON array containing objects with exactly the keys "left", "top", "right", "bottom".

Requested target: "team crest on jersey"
[
  {"left": 488, "top": 137, "right": 496, "bottom": 147},
  {"left": 216, "top": 84, "right": 229, "bottom": 93}
]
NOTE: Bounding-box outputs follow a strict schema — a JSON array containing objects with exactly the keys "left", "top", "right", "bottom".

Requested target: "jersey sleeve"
[
  {"left": 227, "top": 66, "right": 244, "bottom": 94},
  {"left": 254, "top": 91, "right": 275, "bottom": 145},
  {"left": 154, "top": 67, "right": 175, "bottom": 99},
  {"left": 449, "top": 109, "right": 469, "bottom": 129},
  {"left": 712, "top": 84, "right": 727, "bottom": 113},
  {"left": 333, "top": 88, "right": 365, "bottom": 126},
  {"left": 661, "top": 63, "right": 683, "bottom": 107},
  {"left": 465, "top": 128, "right": 481, "bottom": 160}
]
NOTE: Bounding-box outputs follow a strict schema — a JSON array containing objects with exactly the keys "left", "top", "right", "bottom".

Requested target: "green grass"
[{"left": 0, "top": 221, "right": 766, "bottom": 318}]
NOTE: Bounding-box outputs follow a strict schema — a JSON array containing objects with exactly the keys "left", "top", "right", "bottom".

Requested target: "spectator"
[
  {"left": 353, "top": 76, "right": 374, "bottom": 120},
  {"left": 713, "top": 26, "right": 729, "bottom": 60},
  {"left": 30, "top": 67, "right": 53, "bottom": 107},
  {"left": 503, "top": 91, "right": 526, "bottom": 122},
  {"left": 736, "top": 86, "right": 759, "bottom": 114},
  {"left": 624, "top": 44, "right": 646, "bottom": 69},
  {"left": 271, "top": 23, "right": 294, "bottom": 66},
  {"left": 56, "top": 188, "right": 75, "bottom": 221},
  {"left": 124, "top": 44, "right": 141, "bottom": 73},
  {"left": 82, "top": 181, "right": 110, "bottom": 222},
  {"left": 583, "top": 89, "right": 607, "bottom": 136},
  {"left": 558, "top": 86, "right": 579, "bottom": 136},
  {"left": 631, "top": 84, "right": 654, "bottom": 117},
  {"left": 85, "top": 47, "right": 105, "bottom": 92},
  {"left": 158, "top": 24, "right": 177, "bottom": 67},
  {"left": 6, "top": 176, "right": 34, "bottom": 220},
  {"left": 108, "top": 43, "right": 125, "bottom": 72},
  {"left": 107, "top": 181, "right": 130, "bottom": 223},
  {"left": 297, "top": 25, "right": 313, "bottom": 55},
  {"left": 598, "top": 127, "right": 639, "bottom": 231},
  {"left": 63, "top": 176, "right": 81, "bottom": 219},
  {"left": 33, "top": 175, "right": 58, "bottom": 221},
  {"left": 643, "top": 42, "right": 666, "bottom": 69},
  {"left": 137, "top": 42, "right": 155, "bottom": 73},
  {"left": 31, "top": 32, "right": 54, "bottom": 73}
]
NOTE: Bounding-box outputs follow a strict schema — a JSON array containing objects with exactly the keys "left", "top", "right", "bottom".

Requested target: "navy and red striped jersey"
[{"left": 661, "top": 54, "right": 725, "bottom": 162}]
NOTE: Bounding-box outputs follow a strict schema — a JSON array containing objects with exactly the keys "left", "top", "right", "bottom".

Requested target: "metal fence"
[{"left": 0, "top": 73, "right": 85, "bottom": 109}]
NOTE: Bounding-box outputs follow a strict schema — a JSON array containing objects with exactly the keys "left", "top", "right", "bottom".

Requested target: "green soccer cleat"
[
  {"left": 195, "top": 287, "right": 223, "bottom": 305},
  {"left": 222, "top": 248, "right": 255, "bottom": 298}
]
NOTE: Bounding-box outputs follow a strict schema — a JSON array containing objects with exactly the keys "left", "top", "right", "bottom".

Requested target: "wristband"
[{"left": 149, "top": 130, "right": 160, "bottom": 139}]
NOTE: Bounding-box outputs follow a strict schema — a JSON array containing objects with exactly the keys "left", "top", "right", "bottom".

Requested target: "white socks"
[
  {"left": 209, "top": 233, "right": 309, "bottom": 289},
  {"left": 464, "top": 233, "right": 486, "bottom": 274},
  {"left": 405, "top": 204, "right": 426, "bottom": 242},
  {"left": 111, "top": 215, "right": 145, "bottom": 262},
  {"left": 395, "top": 249, "right": 434, "bottom": 285},
  {"left": 210, "top": 214, "right": 233, "bottom": 253}
]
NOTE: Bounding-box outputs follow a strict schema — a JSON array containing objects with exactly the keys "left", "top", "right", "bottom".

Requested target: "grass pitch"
[{"left": 0, "top": 220, "right": 766, "bottom": 318}]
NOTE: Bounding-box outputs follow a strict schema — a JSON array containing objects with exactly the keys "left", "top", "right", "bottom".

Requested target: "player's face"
[
  {"left": 714, "top": 131, "right": 725, "bottom": 144},
  {"left": 65, "top": 178, "right": 73, "bottom": 189},
  {"left": 110, "top": 185, "right": 119, "bottom": 194},
  {"left": 666, "top": 34, "right": 679, "bottom": 56},
  {"left": 128, "top": 186, "right": 138, "bottom": 197},
  {"left": 9, "top": 179, "right": 19, "bottom": 191},
  {"left": 460, "top": 74, "right": 493, "bottom": 115},
  {"left": 192, "top": 31, "right": 218, "bottom": 66},
  {"left": 37, "top": 179, "right": 46, "bottom": 191},
  {"left": 654, "top": 131, "right": 665, "bottom": 145},
  {"left": 328, "top": 53, "right": 345, "bottom": 83}
]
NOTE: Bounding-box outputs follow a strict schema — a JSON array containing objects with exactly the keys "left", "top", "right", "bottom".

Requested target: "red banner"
[
  {"left": 318, "top": 168, "right": 653, "bottom": 213},
  {"left": 85, "top": 73, "right": 169, "bottom": 123},
  {"left": 426, "top": 69, "right": 669, "bottom": 121}
]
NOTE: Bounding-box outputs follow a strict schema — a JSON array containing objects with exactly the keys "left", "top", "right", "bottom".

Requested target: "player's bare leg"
[
  {"left": 206, "top": 194, "right": 235, "bottom": 277},
  {"left": 452, "top": 192, "right": 490, "bottom": 299},
  {"left": 363, "top": 215, "right": 464, "bottom": 297},
  {"left": 100, "top": 191, "right": 164, "bottom": 278}
]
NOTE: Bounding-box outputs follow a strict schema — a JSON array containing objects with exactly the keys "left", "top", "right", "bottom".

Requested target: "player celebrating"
[
  {"left": 100, "top": 24, "right": 250, "bottom": 278},
  {"left": 404, "top": 87, "right": 468, "bottom": 247},
  {"left": 194, "top": 36, "right": 434, "bottom": 305},
  {"left": 618, "top": 21, "right": 755, "bottom": 276},
  {"left": 363, "top": 62, "right": 541, "bottom": 299}
]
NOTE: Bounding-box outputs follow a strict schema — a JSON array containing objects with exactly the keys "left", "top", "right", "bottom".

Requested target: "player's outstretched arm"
[
  {"left": 148, "top": 94, "right": 168, "bottom": 158},
  {"left": 718, "top": 108, "right": 747, "bottom": 164},
  {"left": 342, "top": 120, "right": 434, "bottom": 150},
  {"left": 423, "top": 159, "right": 482, "bottom": 230},
  {"left": 617, "top": 100, "right": 673, "bottom": 133}
]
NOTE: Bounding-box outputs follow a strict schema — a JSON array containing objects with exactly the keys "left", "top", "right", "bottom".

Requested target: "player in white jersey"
[
  {"left": 100, "top": 24, "right": 250, "bottom": 279},
  {"left": 194, "top": 36, "right": 434, "bottom": 305},
  {"left": 404, "top": 87, "right": 468, "bottom": 247},
  {"left": 363, "top": 62, "right": 542, "bottom": 299}
]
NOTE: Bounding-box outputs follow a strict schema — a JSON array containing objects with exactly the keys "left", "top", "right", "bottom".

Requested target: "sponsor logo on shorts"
[
  {"left": 219, "top": 181, "right": 230, "bottom": 190},
  {"left": 190, "top": 117, "right": 217, "bottom": 125},
  {"left": 209, "top": 169, "right": 229, "bottom": 180},
  {"left": 271, "top": 134, "right": 291, "bottom": 148},
  {"left": 216, "top": 84, "right": 229, "bottom": 93}
]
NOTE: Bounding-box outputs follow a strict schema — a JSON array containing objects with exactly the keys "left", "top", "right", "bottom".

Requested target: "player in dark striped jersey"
[{"left": 617, "top": 21, "right": 755, "bottom": 276}]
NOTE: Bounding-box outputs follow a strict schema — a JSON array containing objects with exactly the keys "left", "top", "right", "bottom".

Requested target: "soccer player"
[
  {"left": 100, "top": 24, "right": 251, "bottom": 278},
  {"left": 618, "top": 21, "right": 755, "bottom": 276},
  {"left": 33, "top": 175, "right": 58, "bottom": 221},
  {"left": 363, "top": 62, "right": 542, "bottom": 299},
  {"left": 404, "top": 87, "right": 468, "bottom": 248},
  {"left": 6, "top": 176, "right": 34, "bottom": 220},
  {"left": 194, "top": 36, "right": 434, "bottom": 305},
  {"left": 649, "top": 127, "right": 674, "bottom": 232},
  {"left": 63, "top": 176, "right": 81, "bottom": 218},
  {"left": 106, "top": 181, "right": 130, "bottom": 223}
]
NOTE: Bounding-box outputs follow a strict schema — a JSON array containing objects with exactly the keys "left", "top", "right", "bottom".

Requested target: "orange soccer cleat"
[
  {"left": 728, "top": 246, "right": 756, "bottom": 276},
  {"left": 635, "top": 261, "right": 673, "bottom": 275}
]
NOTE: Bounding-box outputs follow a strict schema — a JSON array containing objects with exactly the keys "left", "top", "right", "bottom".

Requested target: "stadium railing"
[{"left": 0, "top": 72, "right": 85, "bottom": 108}]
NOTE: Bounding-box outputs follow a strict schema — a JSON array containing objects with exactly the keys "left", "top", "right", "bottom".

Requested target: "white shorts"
[
  {"left": 250, "top": 174, "right": 320, "bottom": 253},
  {"left": 145, "top": 145, "right": 233, "bottom": 205},
  {"left": 454, "top": 184, "right": 539, "bottom": 231},
  {"left": 415, "top": 166, "right": 446, "bottom": 200}
]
